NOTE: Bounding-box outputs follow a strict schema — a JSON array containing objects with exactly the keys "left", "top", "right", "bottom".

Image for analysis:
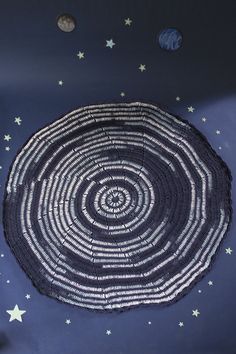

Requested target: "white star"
[
  {"left": 25, "top": 294, "right": 31, "bottom": 300},
  {"left": 65, "top": 319, "right": 71, "bottom": 324},
  {"left": 106, "top": 39, "right": 115, "bottom": 48},
  {"left": 6, "top": 305, "right": 26, "bottom": 322},
  {"left": 14, "top": 117, "right": 22, "bottom": 125},
  {"left": 216, "top": 130, "right": 221, "bottom": 135},
  {"left": 187, "top": 106, "right": 195, "bottom": 113},
  {"left": 198, "top": 289, "right": 202, "bottom": 293},
  {"left": 106, "top": 329, "right": 112, "bottom": 335},
  {"left": 77, "top": 51, "right": 85, "bottom": 59},
  {"left": 202, "top": 117, "right": 207, "bottom": 122},
  {"left": 58, "top": 80, "right": 63, "bottom": 86},
  {"left": 6, "top": 280, "right": 10, "bottom": 284},
  {"left": 148, "top": 321, "right": 152, "bottom": 325},
  {"left": 5, "top": 146, "right": 10, "bottom": 151},
  {"left": 219, "top": 146, "right": 222, "bottom": 150},
  {"left": 0, "top": 166, "right": 2, "bottom": 170},
  {"left": 124, "top": 18, "right": 132, "bottom": 26},
  {"left": 1, "top": 253, "right": 4, "bottom": 257},
  {"left": 139, "top": 64, "right": 146, "bottom": 72},
  {"left": 179, "top": 322, "right": 184, "bottom": 327},
  {"left": 176, "top": 96, "right": 180, "bottom": 101},
  {"left": 4, "top": 134, "right": 11, "bottom": 141},
  {"left": 192, "top": 309, "right": 200, "bottom": 317},
  {"left": 208, "top": 280, "right": 213, "bottom": 286},
  {"left": 226, "top": 247, "right": 233, "bottom": 255},
  {"left": 120, "top": 92, "right": 125, "bottom": 97}
]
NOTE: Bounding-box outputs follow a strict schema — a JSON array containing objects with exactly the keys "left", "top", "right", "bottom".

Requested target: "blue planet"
[{"left": 158, "top": 28, "right": 183, "bottom": 51}]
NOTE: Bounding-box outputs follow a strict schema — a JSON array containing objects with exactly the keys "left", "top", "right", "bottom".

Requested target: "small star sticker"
[
  {"left": 77, "top": 51, "right": 85, "bottom": 59},
  {"left": 179, "top": 322, "right": 184, "bottom": 327},
  {"left": 124, "top": 18, "right": 132, "bottom": 26},
  {"left": 139, "top": 64, "right": 146, "bottom": 72},
  {"left": 58, "top": 80, "right": 63, "bottom": 86},
  {"left": 65, "top": 319, "right": 71, "bottom": 324},
  {"left": 106, "top": 39, "right": 115, "bottom": 48},
  {"left": 216, "top": 130, "right": 221, "bottom": 135},
  {"left": 219, "top": 146, "right": 222, "bottom": 150},
  {"left": 187, "top": 106, "right": 195, "bottom": 113},
  {"left": 226, "top": 247, "right": 233, "bottom": 255},
  {"left": 6, "top": 280, "right": 10, "bottom": 284},
  {"left": 208, "top": 280, "right": 213, "bottom": 286},
  {"left": 25, "top": 294, "right": 31, "bottom": 300},
  {"left": 192, "top": 309, "right": 200, "bottom": 317},
  {"left": 176, "top": 96, "right": 180, "bottom": 101},
  {"left": 1, "top": 254, "right": 4, "bottom": 257},
  {"left": 4, "top": 134, "right": 11, "bottom": 141},
  {"left": 0, "top": 166, "right": 2, "bottom": 170},
  {"left": 14, "top": 117, "right": 22, "bottom": 125},
  {"left": 5, "top": 146, "right": 10, "bottom": 151},
  {"left": 148, "top": 321, "right": 152, "bottom": 325},
  {"left": 198, "top": 289, "right": 202, "bottom": 293},
  {"left": 106, "top": 330, "right": 112, "bottom": 335},
  {"left": 7, "top": 305, "right": 26, "bottom": 322},
  {"left": 120, "top": 92, "right": 125, "bottom": 97},
  {"left": 202, "top": 117, "right": 207, "bottom": 122}
]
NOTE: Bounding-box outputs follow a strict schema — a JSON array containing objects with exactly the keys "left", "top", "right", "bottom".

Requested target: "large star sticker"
[{"left": 6, "top": 305, "right": 26, "bottom": 322}]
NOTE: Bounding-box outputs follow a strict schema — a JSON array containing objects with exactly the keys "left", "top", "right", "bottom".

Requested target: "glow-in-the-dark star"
[
  {"left": 106, "top": 39, "right": 115, "bottom": 48},
  {"left": 6, "top": 305, "right": 26, "bottom": 322}
]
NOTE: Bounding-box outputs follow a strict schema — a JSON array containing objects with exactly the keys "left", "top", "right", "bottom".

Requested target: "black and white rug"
[{"left": 3, "top": 102, "right": 232, "bottom": 311}]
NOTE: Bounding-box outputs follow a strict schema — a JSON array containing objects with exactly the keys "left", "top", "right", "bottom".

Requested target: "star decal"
[
  {"left": 208, "top": 280, "right": 213, "bottom": 286},
  {"left": 14, "top": 117, "right": 22, "bottom": 125},
  {"left": 176, "top": 96, "right": 181, "bottom": 101},
  {"left": 58, "top": 80, "right": 63, "bottom": 86},
  {"left": 124, "top": 18, "right": 132, "bottom": 26},
  {"left": 148, "top": 321, "right": 152, "bottom": 325},
  {"left": 187, "top": 106, "right": 195, "bottom": 113},
  {"left": 106, "top": 329, "right": 112, "bottom": 335},
  {"left": 4, "top": 134, "right": 11, "bottom": 141},
  {"left": 216, "top": 130, "right": 221, "bottom": 135},
  {"left": 202, "top": 117, "right": 207, "bottom": 122},
  {"left": 226, "top": 247, "right": 233, "bottom": 255},
  {"left": 198, "top": 289, "right": 202, "bottom": 293},
  {"left": 65, "top": 319, "right": 71, "bottom": 325},
  {"left": 106, "top": 39, "right": 115, "bottom": 48},
  {"left": 25, "top": 294, "right": 31, "bottom": 300},
  {"left": 5, "top": 146, "right": 10, "bottom": 151},
  {"left": 192, "top": 309, "right": 200, "bottom": 317},
  {"left": 139, "top": 64, "right": 146, "bottom": 72},
  {"left": 6, "top": 305, "right": 26, "bottom": 322},
  {"left": 77, "top": 51, "right": 85, "bottom": 59},
  {"left": 179, "top": 322, "right": 184, "bottom": 327},
  {"left": 120, "top": 92, "right": 125, "bottom": 97}
]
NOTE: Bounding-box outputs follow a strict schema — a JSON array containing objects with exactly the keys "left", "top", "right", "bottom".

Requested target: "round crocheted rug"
[{"left": 3, "top": 102, "right": 232, "bottom": 311}]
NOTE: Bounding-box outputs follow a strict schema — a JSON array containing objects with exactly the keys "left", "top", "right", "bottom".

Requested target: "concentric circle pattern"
[{"left": 3, "top": 102, "right": 232, "bottom": 311}]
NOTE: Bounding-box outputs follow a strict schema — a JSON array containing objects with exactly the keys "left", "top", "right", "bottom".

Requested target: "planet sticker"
[
  {"left": 158, "top": 28, "right": 183, "bottom": 51},
  {"left": 57, "top": 14, "right": 76, "bottom": 33}
]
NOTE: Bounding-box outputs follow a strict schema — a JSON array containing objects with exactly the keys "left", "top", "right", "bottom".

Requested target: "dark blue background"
[{"left": 0, "top": 1, "right": 236, "bottom": 353}]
